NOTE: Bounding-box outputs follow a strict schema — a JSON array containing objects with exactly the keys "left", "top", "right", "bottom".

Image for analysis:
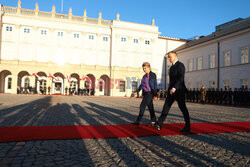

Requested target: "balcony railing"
[{"left": 3, "top": 6, "right": 112, "bottom": 26}]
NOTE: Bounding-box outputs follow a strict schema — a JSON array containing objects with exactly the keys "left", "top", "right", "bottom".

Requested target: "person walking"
[
  {"left": 132, "top": 62, "right": 158, "bottom": 126},
  {"left": 155, "top": 51, "right": 191, "bottom": 132}
]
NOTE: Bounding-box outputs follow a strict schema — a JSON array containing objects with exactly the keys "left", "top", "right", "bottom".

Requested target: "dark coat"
[
  {"left": 168, "top": 61, "right": 187, "bottom": 93},
  {"left": 137, "top": 71, "right": 158, "bottom": 96}
]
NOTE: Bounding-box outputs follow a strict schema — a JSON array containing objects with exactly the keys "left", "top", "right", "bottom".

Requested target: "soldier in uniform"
[
  {"left": 44, "top": 87, "right": 47, "bottom": 95},
  {"left": 65, "top": 87, "right": 68, "bottom": 95},
  {"left": 186, "top": 89, "right": 190, "bottom": 102},
  {"left": 48, "top": 86, "right": 51, "bottom": 95},
  {"left": 215, "top": 88, "right": 219, "bottom": 104},
  {"left": 220, "top": 88, "right": 224, "bottom": 104},
  {"left": 17, "top": 86, "right": 20, "bottom": 94},
  {"left": 191, "top": 88, "right": 195, "bottom": 102},
  {"left": 200, "top": 86, "right": 207, "bottom": 104},
  {"left": 228, "top": 88, "right": 233, "bottom": 105},
  {"left": 224, "top": 88, "right": 228, "bottom": 105},
  {"left": 207, "top": 88, "right": 211, "bottom": 103},
  {"left": 157, "top": 90, "right": 161, "bottom": 99},
  {"left": 195, "top": 88, "right": 199, "bottom": 102},
  {"left": 242, "top": 87, "right": 247, "bottom": 106},
  {"left": 248, "top": 88, "right": 250, "bottom": 106}
]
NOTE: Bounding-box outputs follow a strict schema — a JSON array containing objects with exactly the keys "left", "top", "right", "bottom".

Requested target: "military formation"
[
  {"left": 186, "top": 87, "right": 250, "bottom": 106},
  {"left": 156, "top": 87, "right": 250, "bottom": 107},
  {"left": 17, "top": 86, "right": 250, "bottom": 107}
]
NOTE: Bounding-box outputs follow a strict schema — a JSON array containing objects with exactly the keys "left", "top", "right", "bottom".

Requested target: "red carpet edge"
[{"left": 0, "top": 122, "right": 250, "bottom": 142}]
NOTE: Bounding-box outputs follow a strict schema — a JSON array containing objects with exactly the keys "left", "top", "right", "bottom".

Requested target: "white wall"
[{"left": 177, "top": 32, "right": 250, "bottom": 89}]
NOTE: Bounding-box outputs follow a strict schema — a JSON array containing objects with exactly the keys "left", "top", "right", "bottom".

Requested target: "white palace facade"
[
  {"left": 0, "top": 1, "right": 186, "bottom": 96},
  {"left": 175, "top": 18, "right": 250, "bottom": 90}
]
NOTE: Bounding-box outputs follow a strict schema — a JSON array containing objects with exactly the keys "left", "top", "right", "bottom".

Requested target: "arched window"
[{"left": 24, "top": 78, "right": 30, "bottom": 88}]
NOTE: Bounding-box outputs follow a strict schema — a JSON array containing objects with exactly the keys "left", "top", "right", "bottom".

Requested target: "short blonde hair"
[{"left": 142, "top": 62, "right": 151, "bottom": 68}]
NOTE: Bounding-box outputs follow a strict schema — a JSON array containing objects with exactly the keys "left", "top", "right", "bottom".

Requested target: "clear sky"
[{"left": 1, "top": 0, "right": 249, "bottom": 39}]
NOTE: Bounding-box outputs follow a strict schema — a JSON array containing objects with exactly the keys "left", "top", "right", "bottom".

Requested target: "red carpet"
[{"left": 0, "top": 122, "right": 250, "bottom": 142}]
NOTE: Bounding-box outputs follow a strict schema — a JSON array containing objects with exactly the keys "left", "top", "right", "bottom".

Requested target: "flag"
[
  {"left": 79, "top": 75, "right": 86, "bottom": 81},
  {"left": 67, "top": 75, "right": 71, "bottom": 84},
  {"left": 48, "top": 73, "right": 57, "bottom": 81},
  {"left": 32, "top": 73, "right": 41, "bottom": 78}
]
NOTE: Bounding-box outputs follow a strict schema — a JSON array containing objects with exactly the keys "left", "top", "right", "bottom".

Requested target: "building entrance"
[{"left": 54, "top": 82, "right": 62, "bottom": 94}]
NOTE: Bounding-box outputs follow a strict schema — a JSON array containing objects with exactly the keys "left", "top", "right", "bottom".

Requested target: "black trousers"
[
  {"left": 158, "top": 91, "right": 190, "bottom": 126},
  {"left": 137, "top": 92, "right": 156, "bottom": 122}
]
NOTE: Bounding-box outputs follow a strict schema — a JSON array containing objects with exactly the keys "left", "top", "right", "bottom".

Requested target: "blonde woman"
[{"left": 132, "top": 62, "right": 158, "bottom": 126}]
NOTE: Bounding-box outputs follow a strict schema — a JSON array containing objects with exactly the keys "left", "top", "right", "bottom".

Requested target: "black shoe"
[
  {"left": 180, "top": 126, "right": 190, "bottom": 132},
  {"left": 154, "top": 123, "right": 162, "bottom": 131},
  {"left": 131, "top": 121, "right": 140, "bottom": 126}
]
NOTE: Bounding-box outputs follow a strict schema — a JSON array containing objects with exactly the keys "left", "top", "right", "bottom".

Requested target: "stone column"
[
  {"left": 98, "top": 12, "right": 102, "bottom": 25},
  {"left": 83, "top": 10, "right": 87, "bottom": 22},
  {"left": 69, "top": 8, "right": 72, "bottom": 20},
  {"left": 11, "top": 72, "right": 18, "bottom": 94},
  {"left": 35, "top": 2, "right": 39, "bottom": 16},
  {"left": 51, "top": 5, "right": 55, "bottom": 18}
]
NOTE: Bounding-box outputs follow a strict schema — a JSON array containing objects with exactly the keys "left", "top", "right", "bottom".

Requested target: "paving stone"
[{"left": 0, "top": 95, "right": 249, "bottom": 166}]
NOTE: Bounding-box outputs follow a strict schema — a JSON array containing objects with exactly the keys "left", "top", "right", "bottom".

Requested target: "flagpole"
[{"left": 61, "top": 0, "right": 63, "bottom": 14}]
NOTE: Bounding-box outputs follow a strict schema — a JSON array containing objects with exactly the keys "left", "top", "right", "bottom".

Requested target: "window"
[
  {"left": 209, "top": 81, "right": 215, "bottom": 89},
  {"left": 224, "top": 50, "right": 230, "bottom": 66},
  {"left": 6, "top": 26, "right": 13, "bottom": 32},
  {"left": 241, "top": 47, "right": 248, "bottom": 64},
  {"left": 240, "top": 79, "right": 248, "bottom": 89},
  {"left": 89, "top": 35, "right": 95, "bottom": 40},
  {"left": 7, "top": 78, "right": 12, "bottom": 89},
  {"left": 133, "top": 38, "right": 139, "bottom": 44},
  {"left": 121, "top": 37, "right": 127, "bottom": 42},
  {"left": 223, "top": 80, "right": 230, "bottom": 89},
  {"left": 103, "top": 36, "right": 108, "bottom": 42},
  {"left": 145, "top": 40, "right": 150, "bottom": 45},
  {"left": 41, "top": 30, "right": 47, "bottom": 35},
  {"left": 132, "top": 81, "right": 138, "bottom": 91},
  {"left": 209, "top": 54, "right": 215, "bottom": 68},
  {"left": 74, "top": 33, "right": 80, "bottom": 39},
  {"left": 119, "top": 81, "right": 125, "bottom": 92},
  {"left": 24, "top": 28, "right": 30, "bottom": 33},
  {"left": 57, "top": 31, "right": 64, "bottom": 37},
  {"left": 24, "top": 78, "right": 30, "bottom": 88},
  {"left": 197, "top": 57, "right": 203, "bottom": 70},
  {"left": 188, "top": 59, "right": 193, "bottom": 71}
]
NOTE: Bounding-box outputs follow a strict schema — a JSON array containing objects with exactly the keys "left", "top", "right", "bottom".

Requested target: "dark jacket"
[
  {"left": 137, "top": 71, "right": 158, "bottom": 96},
  {"left": 168, "top": 61, "right": 187, "bottom": 93}
]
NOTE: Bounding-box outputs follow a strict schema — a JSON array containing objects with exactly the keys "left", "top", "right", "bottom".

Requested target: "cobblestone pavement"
[{"left": 0, "top": 94, "right": 249, "bottom": 167}]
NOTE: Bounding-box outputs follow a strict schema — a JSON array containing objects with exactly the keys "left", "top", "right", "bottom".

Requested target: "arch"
[
  {"left": 54, "top": 72, "right": 64, "bottom": 79},
  {"left": 70, "top": 73, "right": 80, "bottom": 86},
  {"left": 53, "top": 72, "right": 64, "bottom": 94},
  {"left": 69, "top": 73, "right": 80, "bottom": 95},
  {"left": 100, "top": 74, "right": 110, "bottom": 96},
  {"left": 36, "top": 71, "right": 47, "bottom": 94},
  {"left": 86, "top": 74, "right": 96, "bottom": 95},
  {"left": 37, "top": 71, "right": 47, "bottom": 77},
  {"left": 17, "top": 71, "right": 30, "bottom": 91},
  {"left": 0, "top": 70, "right": 12, "bottom": 93}
]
